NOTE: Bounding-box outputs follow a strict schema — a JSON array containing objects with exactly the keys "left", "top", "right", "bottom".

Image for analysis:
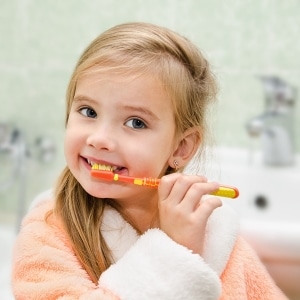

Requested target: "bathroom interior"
[{"left": 1, "top": 1, "right": 299, "bottom": 299}]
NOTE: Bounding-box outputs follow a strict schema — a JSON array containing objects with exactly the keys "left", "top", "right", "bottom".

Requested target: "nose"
[{"left": 86, "top": 123, "right": 117, "bottom": 151}]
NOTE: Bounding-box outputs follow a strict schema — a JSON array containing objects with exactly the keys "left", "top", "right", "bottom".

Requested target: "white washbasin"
[
  {"left": 210, "top": 147, "right": 299, "bottom": 221},
  {"left": 187, "top": 147, "right": 300, "bottom": 298}
]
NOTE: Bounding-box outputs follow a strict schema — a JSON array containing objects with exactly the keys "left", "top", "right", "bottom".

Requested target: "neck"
[
  {"left": 126, "top": 206, "right": 159, "bottom": 233},
  {"left": 112, "top": 192, "right": 159, "bottom": 234}
]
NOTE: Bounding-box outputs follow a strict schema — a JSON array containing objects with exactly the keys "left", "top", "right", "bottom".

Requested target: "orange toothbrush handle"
[
  {"left": 90, "top": 170, "right": 239, "bottom": 198},
  {"left": 91, "top": 170, "right": 135, "bottom": 184}
]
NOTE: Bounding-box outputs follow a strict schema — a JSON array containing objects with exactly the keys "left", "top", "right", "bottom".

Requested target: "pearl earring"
[{"left": 173, "top": 159, "right": 179, "bottom": 170}]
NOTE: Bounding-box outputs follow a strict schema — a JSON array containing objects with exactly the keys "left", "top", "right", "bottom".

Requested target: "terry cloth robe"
[{"left": 12, "top": 190, "right": 287, "bottom": 300}]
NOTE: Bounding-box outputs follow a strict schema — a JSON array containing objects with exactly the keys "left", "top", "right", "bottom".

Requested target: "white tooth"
[
  {"left": 90, "top": 161, "right": 98, "bottom": 168},
  {"left": 89, "top": 162, "right": 117, "bottom": 171},
  {"left": 95, "top": 164, "right": 113, "bottom": 171}
]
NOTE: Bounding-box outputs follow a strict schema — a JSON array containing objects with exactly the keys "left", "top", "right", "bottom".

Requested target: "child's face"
[{"left": 64, "top": 68, "right": 178, "bottom": 201}]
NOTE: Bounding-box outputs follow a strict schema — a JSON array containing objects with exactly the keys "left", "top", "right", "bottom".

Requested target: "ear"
[{"left": 168, "top": 127, "right": 201, "bottom": 169}]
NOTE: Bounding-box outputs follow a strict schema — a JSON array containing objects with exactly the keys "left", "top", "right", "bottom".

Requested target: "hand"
[{"left": 158, "top": 173, "right": 222, "bottom": 256}]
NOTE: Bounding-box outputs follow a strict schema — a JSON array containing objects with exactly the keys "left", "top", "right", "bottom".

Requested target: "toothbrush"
[{"left": 90, "top": 168, "right": 239, "bottom": 199}]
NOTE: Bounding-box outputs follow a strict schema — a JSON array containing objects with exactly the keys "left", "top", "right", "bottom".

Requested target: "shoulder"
[
  {"left": 12, "top": 194, "right": 118, "bottom": 299},
  {"left": 27, "top": 189, "right": 54, "bottom": 212},
  {"left": 13, "top": 191, "right": 81, "bottom": 282},
  {"left": 19, "top": 190, "right": 58, "bottom": 233},
  {"left": 21, "top": 190, "right": 53, "bottom": 224},
  {"left": 16, "top": 190, "right": 70, "bottom": 254}
]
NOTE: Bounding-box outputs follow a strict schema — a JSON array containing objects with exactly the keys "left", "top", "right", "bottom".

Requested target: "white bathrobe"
[{"left": 12, "top": 190, "right": 287, "bottom": 299}]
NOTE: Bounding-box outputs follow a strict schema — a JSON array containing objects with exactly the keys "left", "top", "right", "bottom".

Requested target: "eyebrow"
[
  {"left": 73, "top": 95, "right": 98, "bottom": 105},
  {"left": 73, "top": 95, "right": 160, "bottom": 120},
  {"left": 122, "top": 105, "right": 160, "bottom": 120}
]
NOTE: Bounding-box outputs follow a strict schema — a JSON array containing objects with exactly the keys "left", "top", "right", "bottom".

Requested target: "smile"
[{"left": 87, "top": 159, "right": 122, "bottom": 172}]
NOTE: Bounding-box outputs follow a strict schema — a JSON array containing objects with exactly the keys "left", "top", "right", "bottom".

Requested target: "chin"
[
  {"left": 82, "top": 184, "right": 106, "bottom": 199},
  {"left": 81, "top": 181, "right": 117, "bottom": 199}
]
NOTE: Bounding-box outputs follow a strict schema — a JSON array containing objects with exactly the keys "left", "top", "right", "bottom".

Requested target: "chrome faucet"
[
  {"left": 246, "top": 76, "right": 296, "bottom": 166},
  {"left": 0, "top": 122, "right": 56, "bottom": 232}
]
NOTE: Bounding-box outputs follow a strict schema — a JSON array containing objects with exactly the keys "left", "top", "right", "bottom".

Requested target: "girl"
[{"left": 12, "top": 22, "right": 287, "bottom": 299}]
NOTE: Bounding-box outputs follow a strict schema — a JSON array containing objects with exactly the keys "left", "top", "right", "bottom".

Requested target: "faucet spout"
[{"left": 246, "top": 76, "right": 296, "bottom": 166}]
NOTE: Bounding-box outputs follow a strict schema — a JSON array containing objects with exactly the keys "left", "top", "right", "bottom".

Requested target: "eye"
[
  {"left": 79, "top": 107, "right": 97, "bottom": 118},
  {"left": 125, "top": 118, "right": 146, "bottom": 129}
]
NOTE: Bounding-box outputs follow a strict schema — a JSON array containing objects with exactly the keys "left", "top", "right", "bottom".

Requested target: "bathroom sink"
[
  {"left": 211, "top": 147, "right": 299, "bottom": 223},
  {"left": 187, "top": 147, "right": 300, "bottom": 298}
]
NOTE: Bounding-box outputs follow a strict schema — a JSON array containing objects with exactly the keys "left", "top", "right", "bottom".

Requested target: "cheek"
[
  {"left": 63, "top": 134, "right": 72, "bottom": 166},
  {"left": 64, "top": 128, "right": 79, "bottom": 163},
  {"left": 134, "top": 136, "right": 175, "bottom": 175}
]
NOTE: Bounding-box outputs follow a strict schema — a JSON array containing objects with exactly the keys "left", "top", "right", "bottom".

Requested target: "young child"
[{"left": 12, "top": 22, "right": 287, "bottom": 299}]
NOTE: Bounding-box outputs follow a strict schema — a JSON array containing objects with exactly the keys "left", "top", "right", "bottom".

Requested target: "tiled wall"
[{"left": 1, "top": 0, "right": 299, "bottom": 215}]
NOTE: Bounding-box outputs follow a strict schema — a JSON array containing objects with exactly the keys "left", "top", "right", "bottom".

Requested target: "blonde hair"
[{"left": 54, "top": 22, "right": 218, "bottom": 283}]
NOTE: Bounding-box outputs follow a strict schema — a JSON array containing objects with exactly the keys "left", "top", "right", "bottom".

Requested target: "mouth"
[{"left": 86, "top": 159, "right": 124, "bottom": 173}]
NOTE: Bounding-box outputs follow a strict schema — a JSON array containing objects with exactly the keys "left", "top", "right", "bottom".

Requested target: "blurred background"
[{"left": 1, "top": 0, "right": 299, "bottom": 299}]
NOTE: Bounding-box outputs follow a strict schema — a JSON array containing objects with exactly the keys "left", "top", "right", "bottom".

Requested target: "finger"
[
  {"left": 158, "top": 173, "right": 182, "bottom": 201},
  {"left": 178, "top": 182, "right": 220, "bottom": 212},
  {"left": 161, "top": 175, "right": 208, "bottom": 205},
  {"left": 194, "top": 196, "right": 223, "bottom": 222}
]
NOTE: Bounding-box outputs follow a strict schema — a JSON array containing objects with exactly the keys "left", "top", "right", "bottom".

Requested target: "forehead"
[
  {"left": 77, "top": 63, "right": 162, "bottom": 85},
  {"left": 77, "top": 65, "right": 167, "bottom": 95},
  {"left": 74, "top": 66, "right": 174, "bottom": 115}
]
